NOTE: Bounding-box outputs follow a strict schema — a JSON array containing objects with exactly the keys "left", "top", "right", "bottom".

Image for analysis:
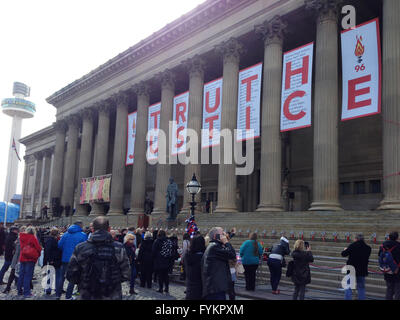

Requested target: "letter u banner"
[
  {"left": 341, "top": 18, "right": 381, "bottom": 121},
  {"left": 202, "top": 78, "right": 222, "bottom": 148},
  {"left": 280, "top": 42, "right": 314, "bottom": 132}
]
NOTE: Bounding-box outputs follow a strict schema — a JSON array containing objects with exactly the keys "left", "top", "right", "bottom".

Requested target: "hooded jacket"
[
  {"left": 201, "top": 240, "right": 236, "bottom": 297},
  {"left": 269, "top": 237, "right": 290, "bottom": 260},
  {"left": 19, "top": 233, "right": 42, "bottom": 263},
  {"left": 4, "top": 231, "right": 18, "bottom": 261},
  {"left": 291, "top": 250, "right": 314, "bottom": 285},
  {"left": 66, "top": 230, "right": 131, "bottom": 300},
  {"left": 58, "top": 224, "right": 88, "bottom": 263}
]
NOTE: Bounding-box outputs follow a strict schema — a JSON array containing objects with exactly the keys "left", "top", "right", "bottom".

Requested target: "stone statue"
[{"left": 166, "top": 177, "right": 178, "bottom": 220}]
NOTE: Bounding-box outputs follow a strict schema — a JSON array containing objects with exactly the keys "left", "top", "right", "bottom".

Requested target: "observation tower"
[{"left": 1, "top": 82, "right": 35, "bottom": 202}]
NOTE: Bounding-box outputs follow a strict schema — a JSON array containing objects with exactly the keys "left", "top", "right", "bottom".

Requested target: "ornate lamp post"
[{"left": 186, "top": 173, "right": 202, "bottom": 219}]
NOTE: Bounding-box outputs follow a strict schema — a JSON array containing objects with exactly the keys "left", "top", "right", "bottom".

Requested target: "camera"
[{"left": 304, "top": 241, "right": 310, "bottom": 249}]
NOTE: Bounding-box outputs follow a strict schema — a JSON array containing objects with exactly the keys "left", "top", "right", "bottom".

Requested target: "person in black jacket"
[
  {"left": 152, "top": 230, "right": 173, "bottom": 293},
  {"left": 137, "top": 232, "right": 154, "bottom": 288},
  {"left": 201, "top": 227, "right": 236, "bottom": 300},
  {"left": 124, "top": 233, "right": 138, "bottom": 295},
  {"left": 341, "top": 233, "right": 371, "bottom": 300},
  {"left": 168, "top": 233, "right": 179, "bottom": 275},
  {"left": 378, "top": 231, "right": 400, "bottom": 300},
  {"left": 185, "top": 235, "right": 206, "bottom": 300},
  {"left": 0, "top": 227, "right": 18, "bottom": 285},
  {"left": 0, "top": 226, "right": 6, "bottom": 257},
  {"left": 43, "top": 228, "right": 63, "bottom": 298},
  {"left": 267, "top": 236, "right": 290, "bottom": 294},
  {"left": 291, "top": 240, "right": 313, "bottom": 300}
]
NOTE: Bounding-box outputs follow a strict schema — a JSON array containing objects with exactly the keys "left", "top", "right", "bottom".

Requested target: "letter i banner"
[
  {"left": 280, "top": 42, "right": 314, "bottom": 132},
  {"left": 147, "top": 102, "right": 161, "bottom": 161},
  {"left": 202, "top": 78, "right": 222, "bottom": 148},
  {"left": 341, "top": 18, "right": 381, "bottom": 121},
  {"left": 236, "top": 62, "right": 262, "bottom": 141},
  {"left": 126, "top": 111, "right": 137, "bottom": 166},
  {"left": 171, "top": 91, "right": 189, "bottom": 155}
]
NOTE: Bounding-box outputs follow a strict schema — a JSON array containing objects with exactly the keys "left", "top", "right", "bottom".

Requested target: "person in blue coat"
[
  {"left": 240, "top": 233, "right": 263, "bottom": 291},
  {"left": 57, "top": 221, "right": 87, "bottom": 300}
]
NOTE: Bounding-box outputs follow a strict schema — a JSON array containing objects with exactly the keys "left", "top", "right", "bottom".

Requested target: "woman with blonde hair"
[
  {"left": 290, "top": 239, "right": 313, "bottom": 300},
  {"left": 124, "top": 233, "right": 137, "bottom": 295},
  {"left": 17, "top": 226, "right": 42, "bottom": 298}
]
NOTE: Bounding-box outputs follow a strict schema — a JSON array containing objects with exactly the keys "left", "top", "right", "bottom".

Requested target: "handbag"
[{"left": 235, "top": 263, "right": 244, "bottom": 274}]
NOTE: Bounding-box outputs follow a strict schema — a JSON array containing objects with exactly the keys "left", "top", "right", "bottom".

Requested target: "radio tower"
[{"left": 1, "top": 82, "right": 36, "bottom": 203}]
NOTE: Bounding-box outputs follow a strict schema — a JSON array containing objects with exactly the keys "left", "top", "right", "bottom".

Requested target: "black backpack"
[
  {"left": 83, "top": 243, "right": 118, "bottom": 298},
  {"left": 160, "top": 239, "right": 173, "bottom": 259}
]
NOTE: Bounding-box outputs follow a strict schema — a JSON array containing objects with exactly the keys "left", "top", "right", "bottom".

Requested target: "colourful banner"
[
  {"left": 236, "top": 62, "right": 262, "bottom": 141},
  {"left": 80, "top": 174, "right": 112, "bottom": 204},
  {"left": 147, "top": 102, "right": 161, "bottom": 161},
  {"left": 202, "top": 78, "right": 222, "bottom": 148},
  {"left": 126, "top": 111, "right": 137, "bottom": 166},
  {"left": 171, "top": 91, "right": 189, "bottom": 155},
  {"left": 341, "top": 18, "right": 381, "bottom": 121},
  {"left": 280, "top": 42, "right": 314, "bottom": 132}
]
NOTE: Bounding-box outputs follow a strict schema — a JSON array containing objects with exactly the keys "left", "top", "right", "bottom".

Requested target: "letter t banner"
[
  {"left": 341, "top": 18, "right": 381, "bottom": 121},
  {"left": 280, "top": 42, "right": 314, "bottom": 132},
  {"left": 236, "top": 62, "right": 262, "bottom": 141}
]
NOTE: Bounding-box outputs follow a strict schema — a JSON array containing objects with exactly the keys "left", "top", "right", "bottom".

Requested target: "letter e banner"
[
  {"left": 341, "top": 18, "right": 381, "bottom": 121},
  {"left": 280, "top": 42, "right": 314, "bottom": 132}
]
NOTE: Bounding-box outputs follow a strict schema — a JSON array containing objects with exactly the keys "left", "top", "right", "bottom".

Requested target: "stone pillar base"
[
  {"left": 377, "top": 200, "right": 400, "bottom": 211},
  {"left": 256, "top": 204, "right": 283, "bottom": 212},
  {"left": 107, "top": 209, "right": 124, "bottom": 216},
  {"left": 309, "top": 201, "right": 342, "bottom": 211},
  {"left": 89, "top": 203, "right": 105, "bottom": 216},
  {"left": 214, "top": 207, "right": 238, "bottom": 214}
]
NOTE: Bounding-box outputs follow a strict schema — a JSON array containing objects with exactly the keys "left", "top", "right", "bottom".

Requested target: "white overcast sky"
[{"left": 0, "top": 0, "right": 205, "bottom": 201}]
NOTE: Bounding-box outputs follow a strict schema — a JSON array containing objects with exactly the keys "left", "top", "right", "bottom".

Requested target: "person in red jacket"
[{"left": 17, "top": 226, "right": 42, "bottom": 298}]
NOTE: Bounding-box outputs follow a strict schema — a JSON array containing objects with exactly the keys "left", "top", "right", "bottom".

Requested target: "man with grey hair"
[
  {"left": 201, "top": 227, "right": 236, "bottom": 300},
  {"left": 341, "top": 233, "right": 371, "bottom": 300}
]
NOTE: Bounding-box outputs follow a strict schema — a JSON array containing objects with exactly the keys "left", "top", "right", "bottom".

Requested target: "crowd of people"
[{"left": 0, "top": 221, "right": 398, "bottom": 300}]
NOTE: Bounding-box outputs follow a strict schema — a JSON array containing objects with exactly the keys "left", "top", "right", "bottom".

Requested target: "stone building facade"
[{"left": 19, "top": 0, "right": 400, "bottom": 225}]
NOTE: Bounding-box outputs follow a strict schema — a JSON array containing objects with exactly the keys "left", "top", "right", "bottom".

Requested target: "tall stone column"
[
  {"left": 50, "top": 120, "right": 67, "bottom": 216},
  {"left": 47, "top": 150, "right": 55, "bottom": 209},
  {"left": 180, "top": 55, "right": 205, "bottom": 214},
  {"left": 20, "top": 155, "right": 29, "bottom": 219},
  {"left": 61, "top": 115, "right": 80, "bottom": 214},
  {"left": 38, "top": 150, "right": 50, "bottom": 216},
  {"left": 255, "top": 16, "right": 286, "bottom": 212},
  {"left": 75, "top": 108, "right": 94, "bottom": 216},
  {"left": 30, "top": 153, "right": 40, "bottom": 218},
  {"left": 214, "top": 38, "right": 244, "bottom": 213},
  {"left": 306, "top": 0, "right": 342, "bottom": 211},
  {"left": 152, "top": 69, "right": 175, "bottom": 216},
  {"left": 379, "top": 0, "right": 400, "bottom": 210},
  {"left": 90, "top": 101, "right": 112, "bottom": 216},
  {"left": 109, "top": 91, "right": 130, "bottom": 216},
  {"left": 129, "top": 82, "right": 150, "bottom": 217}
]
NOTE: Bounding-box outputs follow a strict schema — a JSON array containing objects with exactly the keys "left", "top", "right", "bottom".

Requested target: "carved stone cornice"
[
  {"left": 182, "top": 55, "right": 206, "bottom": 80},
  {"left": 133, "top": 81, "right": 151, "bottom": 99},
  {"left": 305, "top": 0, "right": 342, "bottom": 23},
  {"left": 46, "top": 0, "right": 255, "bottom": 107},
  {"left": 156, "top": 69, "right": 175, "bottom": 91},
  {"left": 43, "top": 148, "right": 53, "bottom": 158},
  {"left": 215, "top": 37, "right": 245, "bottom": 65},
  {"left": 23, "top": 154, "right": 32, "bottom": 162},
  {"left": 53, "top": 120, "right": 67, "bottom": 133},
  {"left": 255, "top": 15, "right": 287, "bottom": 47}
]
